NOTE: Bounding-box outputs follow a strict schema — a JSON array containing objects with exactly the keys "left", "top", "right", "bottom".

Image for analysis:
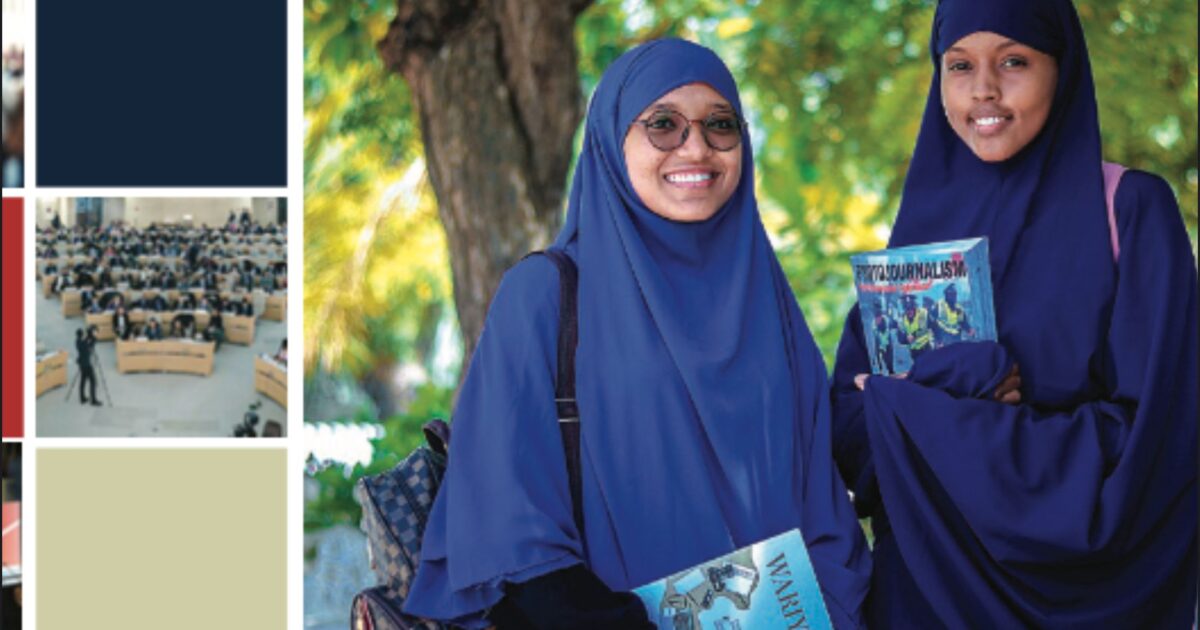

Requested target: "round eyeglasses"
[{"left": 631, "top": 109, "right": 745, "bottom": 152}]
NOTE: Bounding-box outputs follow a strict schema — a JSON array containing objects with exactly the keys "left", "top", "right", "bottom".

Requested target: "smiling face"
[
  {"left": 940, "top": 31, "right": 1058, "bottom": 163},
  {"left": 623, "top": 83, "right": 743, "bottom": 222}
]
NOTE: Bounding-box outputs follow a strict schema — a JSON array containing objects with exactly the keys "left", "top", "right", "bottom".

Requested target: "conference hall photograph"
[{"left": 35, "top": 198, "right": 290, "bottom": 437}]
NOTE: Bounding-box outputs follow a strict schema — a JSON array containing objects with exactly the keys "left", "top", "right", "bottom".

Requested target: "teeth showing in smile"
[
  {"left": 666, "top": 172, "right": 714, "bottom": 183},
  {"left": 975, "top": 116, "right": 1005, "bottom": 126}
]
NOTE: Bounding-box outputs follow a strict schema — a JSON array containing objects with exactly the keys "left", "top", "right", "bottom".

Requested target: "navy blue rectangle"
[{"left": 37, "top": 0, "right": 286, "bottom": 186}]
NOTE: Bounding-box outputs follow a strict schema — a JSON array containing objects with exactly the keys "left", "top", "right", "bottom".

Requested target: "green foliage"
[{"left": 304, "top": 383, "right": 454, "bottom": 531}]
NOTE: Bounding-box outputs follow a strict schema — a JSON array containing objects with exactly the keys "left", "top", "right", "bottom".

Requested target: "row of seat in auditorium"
[{"left": 38, "top": 221, "right": 287, "bottom": 350}]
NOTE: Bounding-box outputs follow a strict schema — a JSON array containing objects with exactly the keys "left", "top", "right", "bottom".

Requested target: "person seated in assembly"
[
  {"left": 273, "top": 338, "right": 287, "bottom": 365},
  {"left": 236, "top": 294, "right": 254, "bottom": 317},
  {"left": 204, "top": 310, "right": 225, "bottom": 351},
  {"left": 170, "top": 314, "right": 197, "bottom": 340},
  {"left": 52, "top": 272, "right": 72, "bottom": 294},
  {"left": 44, "top": 261, "right": 59, "bottom": 276},
  {"left": 177, "top": 292, "right": 197, "bottom": 311},
  {"left": 81, "top": 288, "right": 98, "bottom": 312},
  {"left": 146, "top": 293, "right": 169, "bottom": 312},
  {"left": 101, "top": 291, "right": 124, "bottom": 312},
  {"left": 112, "top": 305, "right": 132, "bottom": 341},
  {"left": 238, "top": 269, "right": 256, "bottom": 292},
  {"left": 203, "top": 271, "right": 221, "bottom": 291},
  {"left": 144, "top": 318, "right": 164, "bottom": 341}
]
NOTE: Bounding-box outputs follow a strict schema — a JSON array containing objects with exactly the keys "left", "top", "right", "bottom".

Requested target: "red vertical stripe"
[{"left": 2, "top": 197, "right": 23, "bottom": 438}]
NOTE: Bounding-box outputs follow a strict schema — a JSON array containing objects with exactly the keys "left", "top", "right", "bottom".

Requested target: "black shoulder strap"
[{"left": 530, "top": 248, "right": 586, "bottom": 554}]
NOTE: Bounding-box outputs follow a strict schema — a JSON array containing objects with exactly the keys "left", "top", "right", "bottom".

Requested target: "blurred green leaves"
[{"left": 304, "top": 0, "right": 450, "bottom": 380}]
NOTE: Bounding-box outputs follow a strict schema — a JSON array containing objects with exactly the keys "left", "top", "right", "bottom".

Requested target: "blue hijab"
[
  {"left": 833, "top": 0, "right": 1198, "bottom": 626},
  {"left": 407, "top": 38, "right": 870, "bottom": 628},
  {"left": 892, "top": 0, "right": 1114, "bottom": 406}
]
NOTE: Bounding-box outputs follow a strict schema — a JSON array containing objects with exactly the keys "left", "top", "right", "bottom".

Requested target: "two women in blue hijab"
[
  {"left": 406, "top": 39, "right": 871, "bottom": 628},
  {"left": 833, "top": 0, "right": 1198, "bottom": 626}
]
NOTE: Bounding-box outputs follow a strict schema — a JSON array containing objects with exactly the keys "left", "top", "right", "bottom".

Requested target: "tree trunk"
[{"left": 378, "top": 0, "right": 592, "bottom": 375}]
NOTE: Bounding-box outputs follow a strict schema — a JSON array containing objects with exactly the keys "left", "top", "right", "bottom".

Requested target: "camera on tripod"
[
  {"left": 76, "top": 324, "right": 98, "bottom": 344},
  {"left": 68, "top": 324, "right": 110, "bottom": 407},
  {"left": 233, "top": 401, "right": 263, "bottom": 437}
]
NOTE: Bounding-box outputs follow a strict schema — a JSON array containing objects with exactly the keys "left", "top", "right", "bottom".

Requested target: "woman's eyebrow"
[
  {"left": 649, "top": 101, "right": 733, "bottom": 110},
  {"left": 945, "top": 39, "right": 1023, "bottom": 56}
]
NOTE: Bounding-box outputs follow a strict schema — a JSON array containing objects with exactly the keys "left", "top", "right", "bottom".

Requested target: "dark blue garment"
[
  {"left": 406, "top": 38, "right": 871, "bottom": 628},
  {"left": 831, "top": 0, "right": 1199, "bottom": 626}
]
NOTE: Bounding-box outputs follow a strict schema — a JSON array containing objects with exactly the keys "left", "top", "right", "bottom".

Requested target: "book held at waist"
[
  {"left": 850, "top": 237, "right": 997, "bottom": 375},
  {"left": 633, "top": 529, "right": 831, "bottom": 630}
]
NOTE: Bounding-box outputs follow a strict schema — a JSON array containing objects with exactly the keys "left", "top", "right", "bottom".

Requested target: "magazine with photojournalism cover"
[
  {"left": 633, "top": 529, "right": 831, "bottom": 630},
  {"left": 850, "top": 237, "right": 997, "bottom": 375}
]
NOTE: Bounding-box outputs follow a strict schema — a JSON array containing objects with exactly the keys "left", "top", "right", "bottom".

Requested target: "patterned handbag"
[
  {"left": 351, "top": 248, "right": 583, "bottom": 630},
  {"left": 352, "top": 419, "right": 451, "bottom": 630}
]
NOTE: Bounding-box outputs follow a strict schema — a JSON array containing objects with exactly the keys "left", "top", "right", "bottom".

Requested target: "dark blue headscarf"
[
  {"left": 407, "top": 38, "right": 871, "bottom": 628},
  {"left": 892, "top": 0, "right": 1112, "bottom": 405},
  {"left": 832, "top": 0, "right": 1198, "bottom": 626}
]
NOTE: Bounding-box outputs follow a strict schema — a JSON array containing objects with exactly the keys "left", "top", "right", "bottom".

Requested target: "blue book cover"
[
  {"left": 850, "top": 237, "right": 997, "bottom": 375},
  {"left": 633, "top": 529, "right": 831, "bottom": 630}
]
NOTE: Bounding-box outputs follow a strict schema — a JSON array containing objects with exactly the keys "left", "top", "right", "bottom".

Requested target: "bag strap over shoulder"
[
  {"left": 527, "top": 248, "right": 587, "bottom": 554},
  {"left": 1102, "top": 161, "right": 1127, "bottom": 263},
  {"left": 541, "top": 249, "right": 579, "bottom": 421}
]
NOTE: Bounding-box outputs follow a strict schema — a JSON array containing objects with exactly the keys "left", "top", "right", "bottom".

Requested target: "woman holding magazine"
[
  {"left": 832, "top": 0, "right": 1197, "bottom": 626},
  {"left": 405, "top": 39, "right": 871, "bottom": 629}
]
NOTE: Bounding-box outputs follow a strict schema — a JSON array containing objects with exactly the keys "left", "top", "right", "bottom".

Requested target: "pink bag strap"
[{"left": 1102, "top": 161, "right": 1127, "bottom": 262}]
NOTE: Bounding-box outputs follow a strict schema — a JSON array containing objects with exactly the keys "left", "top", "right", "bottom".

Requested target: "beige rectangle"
[
  {"left": 226, "top": 314, "right": 256, "bottom": 345},
  {"left": 85, "top": 311, "right": 115, "bottom": 341},
  {"left": 115, "top": 339, "right": 216, "bottom": 376},
  {"left": 263, "top": 293, "right": 286, "bottom": 321},
  {"left": 38, "top": 449, "right": 287, "bottom": 630},
  {"left": 36, "top": 351, "right": 68, "bottom": 397},
  {"left": 254, "top": 356, "right": 287, "bottom": 409},
  {"left": 61, "top": 290, "right": 81, "bottom": 317}
]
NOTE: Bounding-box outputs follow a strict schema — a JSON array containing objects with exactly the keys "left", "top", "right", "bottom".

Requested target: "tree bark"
[{"left": 378, "top": 0, "right": 592, "bottom": 374}]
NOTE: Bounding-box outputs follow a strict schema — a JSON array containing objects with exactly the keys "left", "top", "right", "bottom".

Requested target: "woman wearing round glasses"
[{"left": 404, "top": 39, "right": 871, "bottom": 629}]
